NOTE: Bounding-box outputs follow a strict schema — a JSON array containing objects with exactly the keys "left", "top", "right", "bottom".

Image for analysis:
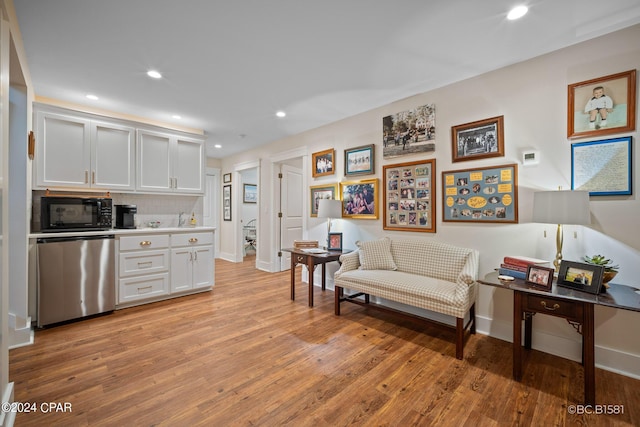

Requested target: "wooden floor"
[{"left": 10, "top": 257, "right": 640, "bottom": 426}]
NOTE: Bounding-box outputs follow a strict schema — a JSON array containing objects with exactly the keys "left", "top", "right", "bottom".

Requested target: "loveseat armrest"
[
  {"left": 454, "top": 249, "right": 480, "bottom": 306},
  {"left": 335, "top": 250, "right": 360, "bottom": 277}
]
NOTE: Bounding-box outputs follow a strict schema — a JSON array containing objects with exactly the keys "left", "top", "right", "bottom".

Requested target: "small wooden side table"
[{"left": 282, "top": 248, "right": 350, "bottom": 307}]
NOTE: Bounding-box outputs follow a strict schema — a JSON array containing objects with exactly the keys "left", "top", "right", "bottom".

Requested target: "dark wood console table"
[
  {"left": 479, "top": 271, "right": 640, "bottom": 405},
  {"left": 282, "top": 248, "right": 350, "bottom": 307}
]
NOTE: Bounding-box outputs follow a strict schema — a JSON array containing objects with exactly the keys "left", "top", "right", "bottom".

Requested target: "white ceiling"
[{"left": 13, "top": 0, "right": 640, "bottom": 159}]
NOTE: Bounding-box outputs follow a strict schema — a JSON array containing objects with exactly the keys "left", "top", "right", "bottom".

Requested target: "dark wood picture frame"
[
  {"left": 312, "top": 148, "right": 335, "bottom": 178},
  {"left": 344, "top": 144, "right": 375, "bottom": 176},
  {"left": 223, "top": 184, "right": 232, "bottom": 221},
  {"left": 383, "top": 159, "right": 436, "bottom": 233},
  {"left": 567, "top": 69, "right": 636, "bottom": 139},
  {"left": 525, "top": 265, "right": 554, "bottom": 291},
  {"left": 571, "top": 136, "right": 632, "bottom": 196},
  {"left": 309, "top": 183, "right": 338, "bottom": 217},
  {"left": 223, "top": 173, "right": 232, "bottom": 183},
  {"left": 442, "top": 163, "right": 518, "bottom": 223},
  {"left": 557, "top": 260, "right": 604, "bottom": 295},
  {"left": 339, "top": 178, "right": 379, "bottom": 219},
  {"left": 451, "top": 115, "right": 504, "bottom": 162},
  {"left": 328, "top": 232, "right": 343, "bottom": 251}
]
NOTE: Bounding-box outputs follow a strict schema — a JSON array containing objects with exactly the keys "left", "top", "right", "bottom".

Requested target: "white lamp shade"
[
  {"left": 532, "top": 190, "right": 591, "bottom": 225},
  {"left": 317, "top": 199, "right": 342, "bottom": 219}
]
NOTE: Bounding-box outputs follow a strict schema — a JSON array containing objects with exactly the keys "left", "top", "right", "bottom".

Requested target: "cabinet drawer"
[
  {"left": 119, "top": 234, "right": 169, "bottom": 251},
  {"left": 119, "top": 273, "right": 169, "bottom": 303},
  {"left": 525, "top": 295, "right": 578, "bottom": 319},
  {"left": 119, "top": 249, "right": 169, "bottom": 277},
  {"left": 171, "top": 231, "right": 213, "bottom": 247}
]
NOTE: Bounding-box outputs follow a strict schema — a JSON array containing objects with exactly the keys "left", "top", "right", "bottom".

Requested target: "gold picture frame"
[
  {"left": 383, "top": 159, "right": 436, "bottom": 232},
  {"left": 311, "top": 148, "right": 335, "bottom": 178},
  {"left": 339, "top": 178, "right": 379, "bottom": 219}
]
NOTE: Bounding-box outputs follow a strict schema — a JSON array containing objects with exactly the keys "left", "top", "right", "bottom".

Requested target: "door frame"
[
  {"left": 204, "top": 167, "right": 220, "bottom": 258},
  {"left": 269, "top": 147, "right": 308, "bottom": 272},
  {"left": 233, "top": 160, "right": 260, "bottom": 264}
]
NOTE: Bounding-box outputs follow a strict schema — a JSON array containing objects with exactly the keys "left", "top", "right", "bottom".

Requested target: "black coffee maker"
[{"left": 115, "top": 204, "right": 137, "bottom": 229}]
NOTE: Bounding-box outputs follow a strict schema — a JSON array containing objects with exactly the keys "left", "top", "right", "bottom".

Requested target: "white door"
[{"left": 279, "top": 164, "right": 303, "bottom": 271}]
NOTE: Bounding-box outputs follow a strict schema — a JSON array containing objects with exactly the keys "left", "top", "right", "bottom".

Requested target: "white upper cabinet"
[
  {"left": 137, "top": 130, "right": 204, "bottom": 194},
  {"left": 34, "top": 110, "right": 135, "bottom": 191}
]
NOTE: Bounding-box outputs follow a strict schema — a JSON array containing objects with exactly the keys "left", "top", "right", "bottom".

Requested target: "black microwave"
[{"left": 40, "top": 196, "right": 113, "bottom": 232}]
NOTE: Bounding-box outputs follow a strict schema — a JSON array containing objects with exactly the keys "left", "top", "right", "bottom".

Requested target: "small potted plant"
[{"left": 582, "top": 254, "right": 619, "bottom": 290}]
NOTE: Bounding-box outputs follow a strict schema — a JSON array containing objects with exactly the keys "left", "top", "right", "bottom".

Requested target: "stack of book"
[
  {"left": 293, "top": 240, "right": 318, "bottom": 249},
  {"left": 499, "top": 256, "right": 551, "bottom": 279}
]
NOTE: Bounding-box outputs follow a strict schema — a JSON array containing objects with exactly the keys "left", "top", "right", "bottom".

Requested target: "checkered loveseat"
[{"left": 334, "top": 237, "right": 479, "bottom": 359}]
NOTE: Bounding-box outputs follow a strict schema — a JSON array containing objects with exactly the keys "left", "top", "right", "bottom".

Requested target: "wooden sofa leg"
[
  {"left": 335, "top": 285, "right": 342, "bottom": 315},
  {"left": 456, "top": 317, "right": 464, "bottom": 360},
  {"left": 470, "top": 303, "right": 476, "bottom": 335}
]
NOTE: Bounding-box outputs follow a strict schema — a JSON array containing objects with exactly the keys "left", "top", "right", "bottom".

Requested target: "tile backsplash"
[{"left": 32, "top": 191, "right": 203, "bottom": 231}]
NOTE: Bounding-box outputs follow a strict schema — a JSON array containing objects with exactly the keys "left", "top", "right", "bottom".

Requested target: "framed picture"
[
  {"left": 557, "top": 260, "right": 604, "bottom": 295},
  {"left": 223, "top": 173, "right": 232, "bottom": 183},
  {"left": 223, "top": 184, "right": 232, "bottom": 221},
  {"left": 451, "top": 115, "right": 504, "bottom": 162},
  {"left": 340, "top": 178, "right": 379, "bottom": 219},
  {"left": 567, "top": 69, "right": 636, "bottom": 139},
  {"left": 383, "top": 159, "right": 436, "bottom": 233},
  {"left": 243, "top": 183, "right": 257, "bottom": 203},
  {"left": 309, "top": 184, "right": 338, "bottom": 217},
  {"left": 571, "top": 136, "right": 632, "bottom": 196},
  {"left": 382, "top": 104, "right": 436, "bottom": 159},
  {"left": 525, "top": 265, "right": 554, "bottom": 291},
  {"left": 344, "top": 144, "right": 375, "bottom": 176},
  {"left": 328, "top": 232, "right": 343, "bottom": 251},
  {"left": 312, "top": 148, "right": 335, "bottom": 177},
  {"left": 442, "top": 163, "right": 518, "bottom": 223}
]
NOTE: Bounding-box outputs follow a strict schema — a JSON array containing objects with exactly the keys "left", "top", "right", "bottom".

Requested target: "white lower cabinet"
[{"left": 116, "top": 230, "right": 214, "bottom": 307}]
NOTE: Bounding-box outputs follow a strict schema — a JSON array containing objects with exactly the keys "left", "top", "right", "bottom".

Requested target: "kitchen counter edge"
[{"left": 29, "top": 226, "right": 216, "bottom": 239}]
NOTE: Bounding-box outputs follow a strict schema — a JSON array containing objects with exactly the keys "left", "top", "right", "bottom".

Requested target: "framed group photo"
[
  {"left": 451, "top": 115, "right": 504, "bottom": 162},
  {"left": 571, "top": 136, "right": 632, "bottom": 196},
  {"left": 442, "top": 163, "right": 518, "bottom": 223},
  {"left": 557, "top": 260, "right": 604, "bottom": 294},
  {"left": 567, "top": 69, "right": 636, "bottom": 139},
  {"left": 344, "top": 144, "right": 375, "bottom": 176},
  {"left": 383, "top": 159, "right": 436, "bottom": 232},
  {"left": 382, "top": 104, "right": 436, "bottom": 159},
  {"left": 340, "top": 178, "right": 379, "bottom": 219},
  {"left": 309, "top": 184, "right": 338, "bottom": 217},
  {"left": 312, "top": 148, "right": 335, "bottom": 177}
]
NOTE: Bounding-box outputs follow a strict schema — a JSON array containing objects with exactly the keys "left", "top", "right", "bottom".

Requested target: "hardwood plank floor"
[{"left": 9, "top": 257, "right": 640, "bottom": 426}]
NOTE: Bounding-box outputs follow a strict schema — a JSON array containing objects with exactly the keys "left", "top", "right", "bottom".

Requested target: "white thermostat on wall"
[{"left": 521, "top": 149, "right": 540, "bottom": 166}]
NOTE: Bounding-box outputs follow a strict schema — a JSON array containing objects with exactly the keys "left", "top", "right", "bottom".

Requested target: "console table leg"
[
  {"left": 307, "top": 258, "right": 315, "bottom": 307},
  {"left": 584, "top": 303, "right": 595, "bottom": 405},
  {"left": 290, "top": 256, "right": 296, "bottom": 301},
  {"left": 513, "top": 291, "right": 523, "bottom": 381}
]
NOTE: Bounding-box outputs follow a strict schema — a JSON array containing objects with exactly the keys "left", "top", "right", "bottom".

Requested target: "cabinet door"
[
  {"left": 174, "top": 136, "right": 204, "bottom": 194},
  {"left": 92, "top": 121, "right": 136, "bottom": 190},
  {"left": 170, "top": 247, "right": 193, "bottom": 293},
  {"left": 35, "top": 111, "right": 91, "bottom": 188},
  {"left": 192, "top": 245, "right": 214, "bottom": 289},
  {"left": 137, "top": 130, "right": 171, "bottom": 192}
]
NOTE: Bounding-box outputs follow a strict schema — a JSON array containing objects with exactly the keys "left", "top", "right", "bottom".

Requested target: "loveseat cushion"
[{"left": 356, "top": 237, "right": 397, "bottom": 271}]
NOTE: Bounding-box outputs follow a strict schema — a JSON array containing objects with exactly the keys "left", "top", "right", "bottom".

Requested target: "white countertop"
[{"left": 30, "top": 226, "right": 216, "bottom": 239}]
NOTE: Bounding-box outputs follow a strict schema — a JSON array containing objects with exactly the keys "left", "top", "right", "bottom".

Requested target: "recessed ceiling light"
[
  {"left": 86, "top": 94, "right": 99, "bottom": 100},
  {"left": 147, "top": 70, "right": 162, "bottom": 79},
  {"left": 276, "top": 111, "right": 286, "bottom": 118},
  {"left": 172, "top": 115, "right": 182, "bottom": 119},
  {"left": 507, "top": 5, "right": 528, "bottom": 20},
  {"left": 214, "top": 144, "right": 222, "bottom": 149}
]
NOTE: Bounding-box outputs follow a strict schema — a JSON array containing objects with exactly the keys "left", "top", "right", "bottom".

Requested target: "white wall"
[{"left": 219, "top": 25, "right": 640, "bottom": 378}]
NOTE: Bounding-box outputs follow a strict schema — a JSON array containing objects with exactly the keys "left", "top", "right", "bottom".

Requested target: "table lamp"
[
  {"left": 317, "top": 199, "right": 342, "bottom": 249},
  {"left": 532, "top": 189, "right": 591, "bottom": 271}
]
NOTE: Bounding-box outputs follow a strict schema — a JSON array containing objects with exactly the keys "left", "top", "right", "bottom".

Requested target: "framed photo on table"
[
  {"left": 557, "top": 260, "right": 604, "bottom": 295},
  {"left": 340, "top": 178, "right": 379, "bottom": 219},
  {"left": 567, "top": 69, "right": 636, "bottom": 139},
  {"left": 344, "top": 144, "right": 375, "bottom": 176},
  {"left": 383, "top": 159, "right": 436, "bottom": 232},
  {"left": 328, "top": 232, "right": 343, "bottom": 251},
  {"left": 312, "top": 148, "right": 335, "bottom": 177},
  {"left": 309, "top": 184, "right": 338, "bottom": 217},
  {"left": 442, "top": 163, "right": 518, "bottom": 223},
  {"left": 451, "top": 115, "right": 504, "bottom": 162},
  {"left": 571, "top": 136, "right": 632, "bottom": 196},
  {"left": 525, "top": 265, "right": 554, "bottom": 291}
]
